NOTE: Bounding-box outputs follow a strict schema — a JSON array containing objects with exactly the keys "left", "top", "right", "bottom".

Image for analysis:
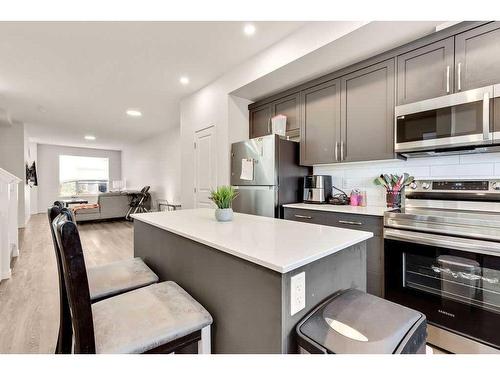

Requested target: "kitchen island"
[{"left": 132, "top": 208, "right": 373, "bottom": 353}]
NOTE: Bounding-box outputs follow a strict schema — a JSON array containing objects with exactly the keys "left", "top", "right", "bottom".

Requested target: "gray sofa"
[{"left": 74, "top": 192, "right": 132, "bottom": 222}]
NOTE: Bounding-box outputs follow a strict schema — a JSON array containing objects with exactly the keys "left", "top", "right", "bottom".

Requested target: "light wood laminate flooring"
[{"left": 0, "top": 214, "right": 133, "bottom": 353}]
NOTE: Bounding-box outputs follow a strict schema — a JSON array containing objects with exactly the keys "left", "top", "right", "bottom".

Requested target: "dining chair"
[
  {"left": 53, "top": 212, "right": 212, "bottom": 354},
  {"left": 48, "top": 204, "right": 159, "bottom": 353}
]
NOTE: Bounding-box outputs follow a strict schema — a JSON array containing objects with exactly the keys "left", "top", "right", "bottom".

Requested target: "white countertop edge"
[
  {"left": 132, "top": 214, "right": 373, "bottom": 274},
  {"left": 283, "top": 203, "right": 392, "bottom": 217}
]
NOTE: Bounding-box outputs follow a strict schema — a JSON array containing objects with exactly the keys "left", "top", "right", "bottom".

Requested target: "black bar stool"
[{"left": 52, "top": 212, "right": 212, "bottom": 354}]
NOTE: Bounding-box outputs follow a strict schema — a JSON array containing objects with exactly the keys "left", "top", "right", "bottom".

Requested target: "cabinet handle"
[
  {"left": 446, "top": 65, "right": 450, "bottom": 93},
  {"left": 268, "top": 117, "right": 271, "bottom": 133},
  {"left": 340, "top": 141, "right": 345, "bottom": 161},
  {"left": 294, "top": 214, "right": 312, "bottom": 219},
  {"left": 457, "top": 62, "right": 462, "bottom": 91},
  {"left": 338, "top": 220, "right": 363, "bottom": 226},
  {"left": 335, "top": 141, "right": 339, "bottom": 161}
]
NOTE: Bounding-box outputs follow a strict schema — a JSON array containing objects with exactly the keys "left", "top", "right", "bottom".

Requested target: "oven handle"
[{"left": 384, "top": 228, "right": 500, "bottom": 257}]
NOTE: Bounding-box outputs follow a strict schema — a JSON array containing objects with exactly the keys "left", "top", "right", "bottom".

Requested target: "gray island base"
[{"left": 133, "top": 209, "right": 370, "bottom": 354}]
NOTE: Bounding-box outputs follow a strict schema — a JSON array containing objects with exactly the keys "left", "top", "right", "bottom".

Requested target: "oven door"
[
  {"left": 395, "top": 86, "right": 494, "bottom": 153},
  {"left": 384, "top": 228, "right": 500, "bottom": 350}
]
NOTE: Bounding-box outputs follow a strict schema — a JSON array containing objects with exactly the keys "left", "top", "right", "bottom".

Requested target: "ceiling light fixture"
[
  {"left": 84, "top": 135, "right": 96, "bottom": 141},
  {"left": 243, "top": 24, "right": 256, "bottom": 36},
  {"left": 180, "top": 76, "right": 190, "bottom": 85},
  {"left": 126, "top": 109, "right": 142, "bottom": 117}
]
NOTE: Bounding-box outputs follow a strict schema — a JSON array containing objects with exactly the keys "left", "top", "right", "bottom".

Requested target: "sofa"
[{"left": 73, "top": 192, "right": 132, "bottom": 222}]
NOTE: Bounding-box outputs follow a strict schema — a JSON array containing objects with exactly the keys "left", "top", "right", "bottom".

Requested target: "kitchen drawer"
[
  {"left": 283, "top": 207, "right": 383, "bottom": 237},
  {"left": 283, "top": 207, "right": 334, "bottom": 226},
  {"left": 326, "top": 212, "right": 383, "bottom": 237}
]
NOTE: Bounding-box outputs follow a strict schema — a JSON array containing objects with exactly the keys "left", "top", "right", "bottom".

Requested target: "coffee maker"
[{"left": 303, "top": 175, "right": 332, "bottom": 203}]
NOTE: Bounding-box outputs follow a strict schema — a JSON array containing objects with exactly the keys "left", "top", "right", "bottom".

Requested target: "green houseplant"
[{"left": 209, "top": 186, "right": 239, "bottom": 222}]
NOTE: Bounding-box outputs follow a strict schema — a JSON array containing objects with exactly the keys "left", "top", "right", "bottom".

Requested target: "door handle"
[
  {"left": 446, "top": 65, "right": 450, "bottom": 93},
  {"left": 294, "top": 214, "right": 312, "bottom": 219},
  {"left": 457, "top": 62, "right": 462, "bottom": 91},
  {"left": 338, "top": 220, "right": 363, "bottom": 226}
]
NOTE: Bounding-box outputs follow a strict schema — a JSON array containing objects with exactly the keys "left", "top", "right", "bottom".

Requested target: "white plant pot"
[{"left": 215, "top": 208, "right": 233, "bottom": 222}]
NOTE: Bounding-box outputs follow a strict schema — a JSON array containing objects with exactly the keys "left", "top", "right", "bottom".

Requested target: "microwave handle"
[{"left": 483, "top": 92, "right": 490, "bottom": 141}]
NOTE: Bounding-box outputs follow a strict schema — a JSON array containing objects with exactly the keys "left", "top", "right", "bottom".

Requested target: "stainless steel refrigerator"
[{"left": 230, "top": 134, "right": 308, "bottom": 218}]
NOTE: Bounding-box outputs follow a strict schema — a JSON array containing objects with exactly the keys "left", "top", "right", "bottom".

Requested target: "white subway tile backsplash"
[
  {"left": 405, "top": 155, "right": 460, "bottom": 166},
  {"left": 313, "top": 152, "right": 500, "bottom": 205},
  {"left": 430, "top": 163, "right": 495, "bottom": 177},
  {"left": 459, "top": 153, "right": 500, "bottom": 164}
]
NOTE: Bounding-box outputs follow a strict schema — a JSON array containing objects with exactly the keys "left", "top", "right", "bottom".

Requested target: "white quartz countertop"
[
  {"left": 283, "top": 203, "right": 394, "bottom": 217},
  {"left": 132, "top": 208, "right": 373, "bottom": 274}
]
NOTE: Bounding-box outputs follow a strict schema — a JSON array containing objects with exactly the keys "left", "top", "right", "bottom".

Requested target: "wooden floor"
[{"left": 0, "top": 214, "right": 133, "bottom": 353}]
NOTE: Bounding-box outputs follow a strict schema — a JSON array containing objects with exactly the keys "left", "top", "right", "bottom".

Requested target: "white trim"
[{"left": 198, "top": 325, "right": 211, "bottom": 354}]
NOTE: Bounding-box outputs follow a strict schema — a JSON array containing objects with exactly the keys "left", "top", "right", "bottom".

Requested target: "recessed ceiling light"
[
  {"left": 84, "top": 135, "right": 96, "bottom": 141},
  {"left": 180, "top": 76, "right": 190, "bottom": 85},
  {"left": 243, "top": 24, "right": 256, "bottom": 36},
  {"left": 126, "top": 109, "right": 142, "bottom": 117}
]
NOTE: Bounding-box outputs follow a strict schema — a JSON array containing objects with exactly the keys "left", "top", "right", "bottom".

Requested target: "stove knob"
[
  {"left": 492, "top": 182, "right": 500, "bottom": 191},
  {"left": 409, "top": 182, "right": 417, "bottom": 190},
  {"left": 422, "top": 182, "right": 431, "bottom": 190}
]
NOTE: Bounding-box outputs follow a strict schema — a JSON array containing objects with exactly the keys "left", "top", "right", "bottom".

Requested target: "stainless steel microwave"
[{"left": 395, "top": 85, "right": 500, "bottom": 155}]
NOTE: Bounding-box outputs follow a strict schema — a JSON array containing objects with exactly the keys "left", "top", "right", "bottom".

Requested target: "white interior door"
[{"left": 194, "top": 126, "right": 217, "bottom": 208}]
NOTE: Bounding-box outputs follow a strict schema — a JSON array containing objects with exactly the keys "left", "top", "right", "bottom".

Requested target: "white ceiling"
[{"left": 0, "top": 21, "right": 305, "bottom": 150}]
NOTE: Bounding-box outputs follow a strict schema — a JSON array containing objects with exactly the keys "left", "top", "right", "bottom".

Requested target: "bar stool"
[
  {"left": 53, "top": 212, "right": 212, "bottom": 354},
  {"left": 48, "top": 205, "right": 159, "bottom": 353}
]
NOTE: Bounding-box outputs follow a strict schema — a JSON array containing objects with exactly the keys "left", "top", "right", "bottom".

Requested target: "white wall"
[
  {"left": 121, "top": 126, "right": 181, "bottom": 210},
  {"left": 37, "top": 144, "right": 121, "bottom": 212},
  {"left": 314, "top": 153, "right": 500, "bottom": 207},
  {"left": 180, "top": 22, "right": 369, "bottom": 208},
  {"left": 0, "top": 121, "right": 26, "bottom": 227}
]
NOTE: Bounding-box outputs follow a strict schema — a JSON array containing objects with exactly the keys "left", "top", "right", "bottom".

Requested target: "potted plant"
[
  {"left": 209, "top": 186, "right": 239, "bottom": 222},
  {"left": 373, "top": 173, "right": 414, "bottom": 208}
]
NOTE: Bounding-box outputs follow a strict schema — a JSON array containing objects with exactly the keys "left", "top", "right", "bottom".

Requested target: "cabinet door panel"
[
  {"left": 273, "top": 93, "right": 300, "bottom": 132},
  {"left": 341, "top": 59, "right": 395, "bottom": 162},
  {"left": 455, "top": 22, "right": 500, "bottom": 91},
  {"left": 397, "top": 37, "right": 454, "bottom": 104},
  {"left": 250, "top": 105, "right": 271, "bottom": 138},
  {"left": 300, "top": 79, "right": 341, "bottom": 166}
]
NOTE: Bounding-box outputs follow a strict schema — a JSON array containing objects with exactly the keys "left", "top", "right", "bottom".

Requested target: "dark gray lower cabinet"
[
  {"left": 283, "top": 207, "right": 384, "bottom": 297},
  {"left": 341, "top": 59, "right": 395, "bottom": 162}
]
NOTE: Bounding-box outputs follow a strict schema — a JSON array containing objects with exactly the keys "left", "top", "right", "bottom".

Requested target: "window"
[{"left": 59, "top": 155, "right": 109, "bottom": 196}]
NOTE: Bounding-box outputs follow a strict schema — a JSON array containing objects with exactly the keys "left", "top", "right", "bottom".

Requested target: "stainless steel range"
[{"left": 384, "top": 179, "right": 500, "bottom": 353}]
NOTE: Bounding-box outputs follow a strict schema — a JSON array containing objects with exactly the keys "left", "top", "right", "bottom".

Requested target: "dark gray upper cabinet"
[
  {"left": 397, "top": 37, "right": 455, "bottom": 105},
  {"left": 300, "top": 79, "right": 341, "bottom": 166},
  {"left": 341, "top": 59, "right": 395, "bottom": 162},
  {"left": 455, "top": 22, "right": 500, "bottom": 91},
  {"left": 272, "top": 93, "right": 300, "bottom": 135},
  {"left": 249, "top": 104, "right": 272, "bottom": 138}
]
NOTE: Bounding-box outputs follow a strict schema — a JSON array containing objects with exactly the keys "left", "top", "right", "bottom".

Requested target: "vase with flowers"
[{"left": 373, "top": 173, "right": 414, "bottom": 208}]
